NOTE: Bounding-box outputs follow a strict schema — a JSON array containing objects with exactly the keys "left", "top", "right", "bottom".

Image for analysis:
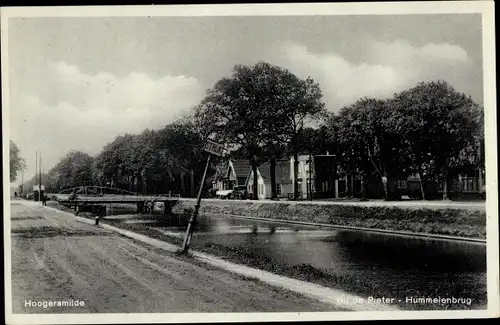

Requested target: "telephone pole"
[
  {"left": 39, "top": 152, "right": 43, "bottom": 203},
  {"left": 35, "top": 151, "right": 38, "bottom": 201},
  {"left": 20, "top": 169, "right": 24, "bottom": 195}
]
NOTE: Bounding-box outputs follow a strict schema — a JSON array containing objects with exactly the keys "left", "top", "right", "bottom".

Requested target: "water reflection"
[
  {"left": 129, "top": 212, "right": 486, "bottom": 274},
  {"left": 332, "top": 231, "right": 485, "bottom": 273}
]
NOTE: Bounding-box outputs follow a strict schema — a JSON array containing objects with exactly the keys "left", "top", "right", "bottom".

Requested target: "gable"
[
  {"left": 227, "top": 162, "right": 237, "bottom": 180},
  {"left": 232, "top": 160, "right": 252, "bottom": 179}
]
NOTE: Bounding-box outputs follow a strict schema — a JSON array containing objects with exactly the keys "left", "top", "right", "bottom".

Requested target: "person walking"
[{"left": 42, "top": 194, "right": 47, "bottom": 206}]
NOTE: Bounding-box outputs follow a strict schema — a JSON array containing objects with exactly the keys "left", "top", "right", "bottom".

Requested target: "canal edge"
[{"left": 200, "top": 212, "right": 487, "bottom": 244}]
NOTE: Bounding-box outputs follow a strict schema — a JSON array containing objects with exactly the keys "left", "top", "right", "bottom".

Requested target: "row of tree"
[
  {"left": 34, "top": 120, "right": 207, "bottom": 196},
  {"left": 18, "top": 61, "right": 484, "bottom": 200},
  {"left": 10, "top": 140, "right": 26, "bottom": 183}
]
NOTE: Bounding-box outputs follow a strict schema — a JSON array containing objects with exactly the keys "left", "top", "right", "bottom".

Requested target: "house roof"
[
  {"left": 246, "top": 160, "right": 292, "bottom": 185},
  {"left": 258, "top": 163, "right": 271, "bottom": 181},
  {"left": 275, "top": 160, "right": 292, "bottom": 184},
  {"left": 231, "top": 160, "right": 252, "bottom": 179},
  {"left": 213, "top": 161, "right": 229, "bottom": 181}
]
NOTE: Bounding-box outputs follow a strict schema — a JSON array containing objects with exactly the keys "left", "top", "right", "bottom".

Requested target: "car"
[{"left": 232, "top": 186, "right": 248, "bottom": 200}]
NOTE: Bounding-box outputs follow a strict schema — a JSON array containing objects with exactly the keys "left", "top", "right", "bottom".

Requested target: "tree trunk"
[
  {"left": 361, "top": 173, "right": 368, "bottom": 200},
  {"left": 442, "top": 173, "right": 450, "bottom": 201},
  {"left": 270, "top": 157, "right": 277, "bottom": 200},
  {"left": 418, "top": 172, "right": 426, "bottom": 200},
  {"left": 293, "top": 152, "right": 299, "bottom": 200},
  {"left": 180, "top": 172, "right": 186, "bottom": 197},
  {"left": 190, "top": 169, "right": 195, "bottom": 198},
  {"left": 347, "top": 172, "right": 353, "bottom": 199},
  {"left": 252, "top": 159, "right": 259, "bottom": 200},
  {"left": 383, "top": 170, "right": 390, "bottom": 201},
  {"left": 382, "top": 181, "right": 388, "bottom": 200}
]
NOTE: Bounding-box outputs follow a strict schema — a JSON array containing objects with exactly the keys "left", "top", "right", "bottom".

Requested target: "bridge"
[{"left": 47, "top": 186, "right": 181, "bottom": 216}]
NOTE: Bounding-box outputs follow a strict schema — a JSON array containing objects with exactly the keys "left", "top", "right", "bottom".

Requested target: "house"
[
  {"left": 289, "top": 155, "right": 312, "bottom": 199},
  {"left": 246, "top": 160, "right": 293, "bottom": 200},
  {"left": 289, "top": 154, "right": 356, "bottom": 200},
  {"left": 212, "top": 160, "right": 252, "bottom": 196},
  {"left": 394, "top": 171, "right": 486, "bottom": 200}
]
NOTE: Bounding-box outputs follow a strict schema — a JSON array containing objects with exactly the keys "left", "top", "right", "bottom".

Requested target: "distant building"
[
  {"left": 213, "top": 155, "right": 485, "bottom": 201},
  {"left": 289, "top": 154, "right": 354, "bottom": 200},
  {"left": 212, "top": 159, "right": 292, "bottom": 199},
  {"left": 212, "top": 160, "right": 251, "bottom": 197},
  {"left": 246, "top": 160, "right": 293, "bottom": 200}
]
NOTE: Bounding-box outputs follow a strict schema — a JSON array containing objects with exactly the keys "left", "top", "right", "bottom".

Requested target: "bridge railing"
[{"left": 49, "top": 193, "right": 181, "bottom": 203}]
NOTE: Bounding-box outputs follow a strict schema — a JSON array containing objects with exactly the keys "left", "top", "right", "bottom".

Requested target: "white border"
[{"left": 2, "top": 2, "right": 498, "bottom": 323}]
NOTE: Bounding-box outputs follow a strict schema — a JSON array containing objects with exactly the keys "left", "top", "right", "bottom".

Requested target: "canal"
[{"left": 104, "top": 210, "right": 487, "bottom": 310}]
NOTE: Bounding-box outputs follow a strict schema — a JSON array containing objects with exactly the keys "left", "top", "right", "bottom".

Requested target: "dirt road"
[{"left": 9, "top": 200, "right": 338, "bottom": 313}]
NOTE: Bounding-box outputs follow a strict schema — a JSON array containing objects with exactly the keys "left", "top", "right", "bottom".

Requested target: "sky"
[{"left": 7, "top": 14, "right": 483, "bottom": 185}]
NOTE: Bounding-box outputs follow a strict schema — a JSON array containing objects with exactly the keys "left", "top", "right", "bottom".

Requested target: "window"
[
  {"left": 396, "top": 180, "right": 407, "bottom": 189},
  {"left": 276, "top": 184, "right": 282, "bottom": 195},
  {"left": 461, "top": 177, "right": 478, "bottom": 192},
  {"left": 322, "top": 181, "right": 328, "bottom": 192}
]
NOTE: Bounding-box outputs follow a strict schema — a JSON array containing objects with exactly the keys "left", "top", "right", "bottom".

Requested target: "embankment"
[{"left": 174, "top": 199, "right": 486, "bottom": 239}]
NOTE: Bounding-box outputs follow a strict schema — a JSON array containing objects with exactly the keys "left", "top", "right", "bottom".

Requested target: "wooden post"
[
  {"left": 39, "top": 153, "right": 42, "bottom": 203},
  {"left": 335, "top": 179, "right": 339, "bottom": 199},
  {"left": 478, "top": 168, "right": 483, "bottom": 192},
  {"left": 163, "top": 201, "right": 173, "bottom": 215},
  {"left": 136, "top": 202, "right": 144, "bottom": 214},
  {"left": 182, "top": 155, "right": 211, "bottom": 253},
  {"left": 190, "top": 170, "right": 195, "bottom": 198},
  {"left": 35, "top": 151, "right": 38, "bottom": 201}
]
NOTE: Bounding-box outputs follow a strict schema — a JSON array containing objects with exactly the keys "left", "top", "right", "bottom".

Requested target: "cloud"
[
  {"left": 370, "top": 40, "right": 469, "bottom": 65},
  {"left": 417, "top": 43, "right": 469, "bottom": 62},
  {"left": 50, "top": 61, "right": 204, "bottom": 115},
  {"left": 9, "top": 61, "right": 205, "bottom": 182},
  {"left": 278, "top": 40, "right": 471, "bottom": 109}
]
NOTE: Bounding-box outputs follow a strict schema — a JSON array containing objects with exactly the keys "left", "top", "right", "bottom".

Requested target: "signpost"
[
  {"left": 203, "top": 139, "right": 225, "bottom": 157},
  {"left": 181, "top": 139, "right": 224, "bottom": 253}
]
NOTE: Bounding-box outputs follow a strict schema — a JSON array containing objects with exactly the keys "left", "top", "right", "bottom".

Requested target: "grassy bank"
[{"left": 173, "top": 200, "right": 486, "bottom": 239}]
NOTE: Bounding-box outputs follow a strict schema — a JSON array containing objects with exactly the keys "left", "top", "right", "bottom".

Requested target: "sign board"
[
  {"left": 204, "top": 139, "right": 225, "bottom": 157},
  {"left": 33, "top": 185, "right": 45, "bottom": 191}
]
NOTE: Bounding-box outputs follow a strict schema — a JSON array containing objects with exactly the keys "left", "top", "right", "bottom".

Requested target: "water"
[{"left": 108, "top": 212, "right": 487, "bottom": 309}]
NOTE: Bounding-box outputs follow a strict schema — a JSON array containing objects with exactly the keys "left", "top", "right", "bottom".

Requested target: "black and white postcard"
[{"left": 2, "top": 2, "right": 498, "bottom": 323}]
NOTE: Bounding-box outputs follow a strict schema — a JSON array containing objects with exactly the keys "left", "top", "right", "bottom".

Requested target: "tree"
[
  {"left": 197, "top": 62, "right": 284, "bottom": 200},
  {"left": 270, "top": 72, "right": 325, "bottom": 200},
  {"left": 154, "top": 121, "right": 206, "bottom": 197},
  {"left": 391, "top": 80, "right": 483, "bottom": 200},
  {"left": 332, "top": 98, "right": 413, "bottom": 200},
  {"left": 92, "top": 135, "right": 134, "bottom": 190},
  {"left": 197, "top": 61, "right": 325, "bottom": 200},
  {"left": 126, "top": 129, "right": 157, "bottom": 194},
  {"left": 48, "top": 151, "right": 94, "bottom": 191},
  {"left": 10, "top": 141, "right": 26, "bottom": 183}
]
